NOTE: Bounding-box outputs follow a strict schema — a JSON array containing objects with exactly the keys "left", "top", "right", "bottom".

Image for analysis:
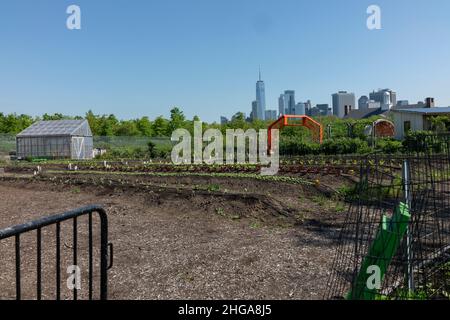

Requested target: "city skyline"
[
  {"left": 221, "top": 70, "right": 444, "bottom": 123},
  {"left": 1, "top": 0, "right": 450, "bottom": 123}
]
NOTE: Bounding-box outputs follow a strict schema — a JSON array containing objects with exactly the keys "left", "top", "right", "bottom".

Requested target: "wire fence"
[
  {"left": 326, "top": 134, "right": 450, "bottom": 300},
  {"left": 0, "top": 134, "right": 16, "bottom": 157},
  {"left": 0, "top": 134, "right": 173, "bottom": 160}
]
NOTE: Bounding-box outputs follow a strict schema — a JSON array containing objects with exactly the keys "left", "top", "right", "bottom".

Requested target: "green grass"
[
  {"left": 249, "top": 220, "right": 263, "bottom": 229},
  {"left": 207, "top": 184, "right": 220, "bottom": 192},
  {"left": 334, "top": 203, "right": 347, "bottom": 213},
  {"left": 71, "top": 187, "right": 81, "bottom": 194},
  {"left": 311, "top": 195, "right": 327, "bottom": 206}
]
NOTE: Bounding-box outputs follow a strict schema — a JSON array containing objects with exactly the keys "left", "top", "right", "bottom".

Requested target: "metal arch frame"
[{"left": 268, "top": 115, "right": 323, "bottom": 153}]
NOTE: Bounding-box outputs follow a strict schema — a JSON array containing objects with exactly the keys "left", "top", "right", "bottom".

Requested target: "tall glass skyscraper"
[
  {"left": 284, "top": 90, "right": 296, "bottom": 114},
  {"left": 255, "top": 69, "right": 266, "bottom": 120},
  {"left": 278, "top": 94, "right": 288, "bottom": 115}
]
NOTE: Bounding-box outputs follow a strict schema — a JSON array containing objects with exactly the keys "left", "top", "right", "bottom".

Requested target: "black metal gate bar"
[
  {"left": 15, "top": 234, "right": 20, "bottom": 300},
  {"left": 56, "top": 221, "right": 61, "bottom": 300},
  {"left": 0, "top": 205, "right": 111, "bottom": 300},
  {"left": 73, "top": 216, "right": 78, "bottom": 301},
  {"left": 36, "top": 227, "right": 42, "bottom": 300}
]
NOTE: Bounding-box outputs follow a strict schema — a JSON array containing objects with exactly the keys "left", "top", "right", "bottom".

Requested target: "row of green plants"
[
  {"left": 9, "top": 133, "right": 440, "bottom": 164},
  {"left": 92, "top": 141, "right": 173, "bottom": 160},
  {"left": 280, "top": 137, "right": 403, "bottom": 156},
  {"left": 96, "top": 140, "right": 401, "bottom": 160}
]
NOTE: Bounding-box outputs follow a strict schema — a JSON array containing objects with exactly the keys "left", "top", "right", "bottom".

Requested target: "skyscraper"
[
  {"left": 284, "top": 90, "right": 296, "bottom": 114},
  {"left": 251, "top": 100, "right": 258, "bottom": 120},
  {"left": 255, "top": 69, "right": 266, "bottom": 120},
  {"left": 332, "top": 91, "right": 356, "bottom": 118},
  {"left": 278, "top": 94, "right": 289, "bottom": 115}
]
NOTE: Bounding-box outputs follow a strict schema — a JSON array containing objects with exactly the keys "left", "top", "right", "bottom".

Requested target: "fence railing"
[{"left": 0, "top": 205, "right": 112, "bottom": 300}]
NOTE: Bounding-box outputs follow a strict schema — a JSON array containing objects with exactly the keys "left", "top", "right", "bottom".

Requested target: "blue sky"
[{"left": 1, "top": 0, "right": 449, "bottom": 122}]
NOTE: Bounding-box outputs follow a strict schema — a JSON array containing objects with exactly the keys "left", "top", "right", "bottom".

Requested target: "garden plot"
[{"left": 0, "top": 173, "right": 347, "bottom": 299}]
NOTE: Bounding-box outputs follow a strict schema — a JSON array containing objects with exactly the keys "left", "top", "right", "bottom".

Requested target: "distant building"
[
  {"left": 255, "top": 69, "right": 266, "bottom": 120},
  {"left": 220, "top": 116, "right": 229, "bottom": 125},
  {"left": 392, "top": 97, "right": 435, "bottom": 110},
  {"left": 346, "top": 97, "right": 438, "bottom": 120},
  {"left": 370, "top": 89, "right": 397, "bottom": 110},
  {"left": 284, "top": 90, "right": 296, "bottom": 114},
  {"left": 278, "top": 94, "right": 289, "bottom": 116},
  {"left": 265, "top": 110, "right": 278, "bottom": 121},
  {"left": 392, "top": 107, "right": 450, "bottom": 140},
  {"left": 305, "top": 100, "right": 312, "bottom": 115},
  {"left": 358, "top": 96, "right": 369, "bottom": 109},
  {"left": 293, "top": 103, "right": 306, "bottom": 115},
  {"left": 344, "top": 108, "right": 388, "bottom": 120},
  {"left": 368, "top": 101, "right": 381, "bottom": 109},
  {"left": 397, "top": 100, "right": 410, "bottom": 107},
  {"left": 426, "top": 97, "right": 435, "bottom": 108},
  {"left": 251, "top": 101, "right": 258, "bottom": 120},
  {"left": 316, "top": 104, "right": 330, "bottom": 116},
  {"left": 309, "top": 107, "right": 322, "bottom": 117},
  {"left": 332, "top": 91, "right": 356, "bottom": 118}
]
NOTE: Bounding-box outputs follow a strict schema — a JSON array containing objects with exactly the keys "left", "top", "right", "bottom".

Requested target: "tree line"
[{"left": 0, "top": 108, "right": 272, "bottom": 137}]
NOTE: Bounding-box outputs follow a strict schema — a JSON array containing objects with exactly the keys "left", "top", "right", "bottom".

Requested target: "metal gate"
[{"left": 0, "top": 205, "right": 113, "bottom": 300}]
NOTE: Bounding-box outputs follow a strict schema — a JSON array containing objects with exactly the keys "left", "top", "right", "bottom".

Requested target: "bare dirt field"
[{"left": 0, "top": 173, "right": 348, "bottom": 300}]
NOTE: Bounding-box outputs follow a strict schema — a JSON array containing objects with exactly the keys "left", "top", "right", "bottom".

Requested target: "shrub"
[
  {"left": 376, "top": 138, "right": 403, "bottom": 154},
  {"left": 320, "top": 138, "right": 370, "bottom": 155},
  {"left": 280, "top": 139, "right": 319, "bottom": 156},
  {"left": 403, "top": 131, "right": 440, "bottom": 154},
  {"left": 280, "top": 137, "right": 370, "bottom": 156}
]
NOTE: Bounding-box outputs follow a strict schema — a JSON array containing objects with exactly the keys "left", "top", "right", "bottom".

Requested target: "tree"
[
  {"left": 43, "top": 113, "right": 65, "bottom": 121},
  {"left": 227, "top": 112, "right": 247, "bottom": 130},
  {"left": 136, "top": 116, "right": 153, "bottom": 136},
  {"left": 147, "top": 141, "right": 157, "bottom": 158},
  {"left": 430, "top": 116, "right": 450, "bottom": 133},
  {"left": 98, "top": 114, "right": 119, "bottom": 136},
  {"left": 115, "top": 120, "right": 140, "bottom": 136},
  {"left": 85, "top": 110, "right": 100, "bottom": 135},
  {"left": 168, "top": 107, "right": 186, "bottom": 133},
  {"left": 152, "top": 116, "right": 169, "bottom": 137}
]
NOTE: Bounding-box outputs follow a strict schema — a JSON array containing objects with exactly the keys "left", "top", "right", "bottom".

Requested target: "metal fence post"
[{"left": 402, "top": 159, "right": 414, "bottom": 293}]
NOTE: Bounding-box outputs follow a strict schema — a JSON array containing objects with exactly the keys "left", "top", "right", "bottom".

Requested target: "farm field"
[{"left": 0, "top": 171, "right": 350, "bottom": 299}]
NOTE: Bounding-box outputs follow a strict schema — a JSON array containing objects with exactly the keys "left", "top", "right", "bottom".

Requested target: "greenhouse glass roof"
[{"left": 17, "top": 120, "right": 93, "bottom": 137}]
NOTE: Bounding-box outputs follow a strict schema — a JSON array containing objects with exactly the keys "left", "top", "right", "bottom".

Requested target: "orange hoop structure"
[{"left": 268, "top": 115, "right": 323, "bottom": 153}]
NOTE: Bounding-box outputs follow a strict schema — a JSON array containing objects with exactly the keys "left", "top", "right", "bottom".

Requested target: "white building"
[
  {"left": 332, "top": 91, "right": 356, "bottom": 118},
  {"left": 392, "top": 107, "right": 450, "bottom": 140}
]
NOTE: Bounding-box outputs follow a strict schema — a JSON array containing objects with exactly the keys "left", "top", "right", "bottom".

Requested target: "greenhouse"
[{"left": 16, "top": 120, "right": 93, "bottom": 160}]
